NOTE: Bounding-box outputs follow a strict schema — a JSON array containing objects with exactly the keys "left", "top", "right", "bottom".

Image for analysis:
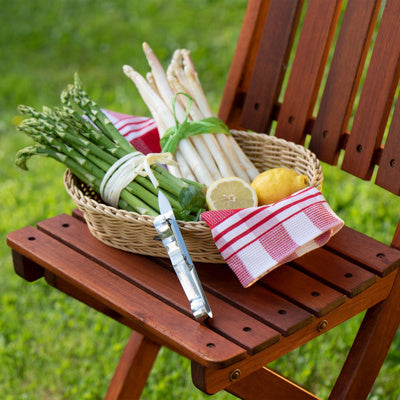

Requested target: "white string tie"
[{"left": 100, "top": 152, "right": 177, "bottom": 207}]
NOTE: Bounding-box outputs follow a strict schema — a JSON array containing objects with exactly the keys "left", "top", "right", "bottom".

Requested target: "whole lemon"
[{"left": 251, "top": 167, "right": 309, "bottom": 205}]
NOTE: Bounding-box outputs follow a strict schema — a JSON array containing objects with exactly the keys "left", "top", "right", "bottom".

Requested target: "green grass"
[{"left": 1, "top": 1, "right": 399, "bottom": 399}]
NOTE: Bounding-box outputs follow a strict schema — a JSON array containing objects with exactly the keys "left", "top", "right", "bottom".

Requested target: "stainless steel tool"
[{"left": 153, "top": 190, "right": 212, "bottom": 322}]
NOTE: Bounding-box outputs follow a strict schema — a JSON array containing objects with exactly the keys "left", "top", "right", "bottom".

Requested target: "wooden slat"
[
  {"left": 37, "top": 214, "right": 281, "bottom": 355},
  {"left": 239, "top": 0, "right": 303, "bottom": 133},
  {"left": 192, "top": 269, "right": 396, "bottom": 395},
  {"left": 218, "top": 0, "right": 271, "bottom": 128},
  {"left": 195, "top": 262, "right": 314, "bottom": 336},
  {"left": 292, "top": 247, "right": 377, "bottom": 297},
  {"left": 375, "top": 91, "right": 400, "bottom": 194},
  {"left": 309, "top": 0, "right": 381, "bottom": 165},
  {"left": 6, "top": 225, "right": 246, "bottom": 368},
  {"left": 341, "top": 0, "right": 400, "bottom": 179},
  {"left": 261, "top": 265, "right": 346, "bottom": 317},
  {"left": 274, "top": 0, "right": 343, "bottom": 144},
  {"left": 324, "top": 226, "right": 400, "bottom": 277}
]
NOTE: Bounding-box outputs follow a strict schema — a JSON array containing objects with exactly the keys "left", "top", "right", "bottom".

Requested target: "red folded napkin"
[
  {"left": 103, "top": 110, "right": 160, "bottom": 154},
  {"left": 201, "top": 187, "right": 344, "bottom": 287}
]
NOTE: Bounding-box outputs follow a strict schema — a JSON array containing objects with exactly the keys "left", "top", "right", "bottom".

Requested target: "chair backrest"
[{"left": 219, "top": 0, "right": 400, "bottom": 248}]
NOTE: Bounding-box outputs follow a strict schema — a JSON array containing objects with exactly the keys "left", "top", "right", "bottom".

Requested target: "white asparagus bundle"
[{"left": 123, "top": 43, "right": 259, "bottom": 187}]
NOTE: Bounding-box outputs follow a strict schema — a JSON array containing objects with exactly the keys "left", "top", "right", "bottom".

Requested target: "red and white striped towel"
[
  {"left": 103, "top": 110, "right": 160, "bottom": 154},
  {"left": 201, "top": 187, "right": 344, "bottom": 288}
]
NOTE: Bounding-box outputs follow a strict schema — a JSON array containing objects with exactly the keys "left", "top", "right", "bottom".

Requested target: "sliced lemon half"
[{"left": 206, "top": 177, "right": 258, "bottom": 210}]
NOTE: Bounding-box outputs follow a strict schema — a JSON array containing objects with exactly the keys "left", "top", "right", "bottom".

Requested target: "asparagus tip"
[{"left": 123, "top": 64, "right": 135, "bottom": 78}]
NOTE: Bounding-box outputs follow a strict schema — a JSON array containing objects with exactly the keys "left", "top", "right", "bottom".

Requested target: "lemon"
[
  {"left": 206, "top": 177, "right": 258, "bottom": 210},
  {"left": 251, "top": 167, "right": 309, "bottom": 205}
]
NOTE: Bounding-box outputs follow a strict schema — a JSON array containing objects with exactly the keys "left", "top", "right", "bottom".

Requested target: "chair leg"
[
  {"left": 329, "top": 269, "right": 400, "bottom": 400},
  {"left": 225, "top": 367, "right": 320, "bottom": 400},
  {"left": 105, "top": 331, "right": 161, "bottom": 400}
]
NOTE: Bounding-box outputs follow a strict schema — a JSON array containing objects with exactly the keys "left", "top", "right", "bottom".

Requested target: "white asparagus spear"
[
  {"left": 142, "top": 43, "right": 221, "bottom": 182},
  {"left": 175, "top": 149, "right": 195, "bottom": 181},
  {"left": 175, "top": 58, "right": 250, "bottom": 181},
  {"left": 123, "top": 65, "right": 182, "bottom": 178},
  {"left": 123, "top": 65, "right": 174, "bottom": 136},
  {"left": 146, "top": 72, "right": 159, "bottom": 95},
  {"left": 181, "top": 53, "right": 259, "bottom": 181},
  {"left": 123, "top": 64, "right": 214, "bottom": 186},
  {"left": 168, "top": 67, "right": 238, "bottom": 179},
  {"left": 167, "top": 76, "right": 223, "bottom": 181}
]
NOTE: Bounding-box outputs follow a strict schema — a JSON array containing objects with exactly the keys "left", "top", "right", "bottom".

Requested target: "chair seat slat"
[
  {"left": 292, "top": 248, "right": 377, "bottom": 298},
  {"left": 325, "top": 226, "right": 400, "bottom": 277},
  {"left": 341, "top": 0, "right": 400, "bottom": 179},
  {"left": 195, "top": 261, "right": 314, "bottom": 336},
  {"left": 37, "top": 214, "right": 281, "bottom": 356},
  {"left": 260, "top": 265, "right": 346, "bottom": 317},
  {"left": 309, "top": 0, "right": 381, "bottom": 165},
  {"left": 275, "top": 0, "right": 342, "bottom": 144},
  {"left": 7, "top": 225, "right": 246, "bottom": 368}
]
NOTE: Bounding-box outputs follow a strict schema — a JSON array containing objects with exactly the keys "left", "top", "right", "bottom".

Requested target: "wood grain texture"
[
  {"left": 375, "top": 89, "right": 400, "bottom": 194},
  {"left": 218, "top": 0, "right": 271, "bottom": 129},
  {"left": 240, "top": 0, "right": 303, "bottom": 133},
  {"left": 7, "top": 225, "right": 246, "bottom": 369},
  {"left": 309, "top": 0, "right": 381, "bottom": 164},
  {"left": 341, "top": 0, "right": 400, "bottom": 179},
  {"left": 275, "top": 0, "right": 343, "bottom": 144}
]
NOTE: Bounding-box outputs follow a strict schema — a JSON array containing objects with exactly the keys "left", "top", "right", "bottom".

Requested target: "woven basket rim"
[
  {"left": 64, "top": 130, "right": 323, "bottom": 262},
  {"left": 64, "top": 130, "right": 322, "bottom": 220}
]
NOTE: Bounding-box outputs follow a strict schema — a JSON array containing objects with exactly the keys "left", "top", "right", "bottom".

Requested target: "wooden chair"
[{"left": 7, "top": 0, "right": 400, "bottom": 398}]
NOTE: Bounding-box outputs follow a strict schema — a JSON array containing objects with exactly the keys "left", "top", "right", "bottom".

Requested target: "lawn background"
[{"left": 1, "top": 1, "right": 399, "bottom": 399}]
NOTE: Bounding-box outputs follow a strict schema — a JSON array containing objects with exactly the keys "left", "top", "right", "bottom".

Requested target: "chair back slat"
[
  {"left": 274, "top": 0, "right": 343, "bottom": 145},
  {"left": 239, "top": 0, "right": 303, "bottom": 134},
  {"left": 375, "top": 97, "right": 400, "bottom": 195},
  {"left": 341, "top": 0, "right": 400, "bottom": 180},
  {"left": 219, "top": 0, "right": 400, "bottom": 200},
  {"left": 218, "top": 0, "right": 271, "bottom": 129},
  {"left": 309, "top": 0, "right": 381, "bottom": 165}
]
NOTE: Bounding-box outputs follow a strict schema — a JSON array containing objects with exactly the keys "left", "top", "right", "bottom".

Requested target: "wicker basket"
[{"left": 64, "top": 130, "right": 323, "bottom": 263}]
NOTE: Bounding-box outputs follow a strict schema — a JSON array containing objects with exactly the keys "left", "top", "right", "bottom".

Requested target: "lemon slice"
[{"left": 206, "top": 177, "right": 258, "bottom": 210}]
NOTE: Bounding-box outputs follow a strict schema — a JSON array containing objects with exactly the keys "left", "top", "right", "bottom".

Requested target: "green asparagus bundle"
[{"left": 15, "top": 74, "right": 206, "bottom": 221}]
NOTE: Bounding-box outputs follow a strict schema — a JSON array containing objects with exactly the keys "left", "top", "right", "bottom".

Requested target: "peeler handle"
[{"left": 154, "top": 214, "right": 212, "bottom": 322}]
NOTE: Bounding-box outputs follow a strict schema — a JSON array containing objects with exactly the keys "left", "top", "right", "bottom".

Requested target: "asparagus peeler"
[{"left": 153, "top": 190, "right": 212, "bottom": 322}]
